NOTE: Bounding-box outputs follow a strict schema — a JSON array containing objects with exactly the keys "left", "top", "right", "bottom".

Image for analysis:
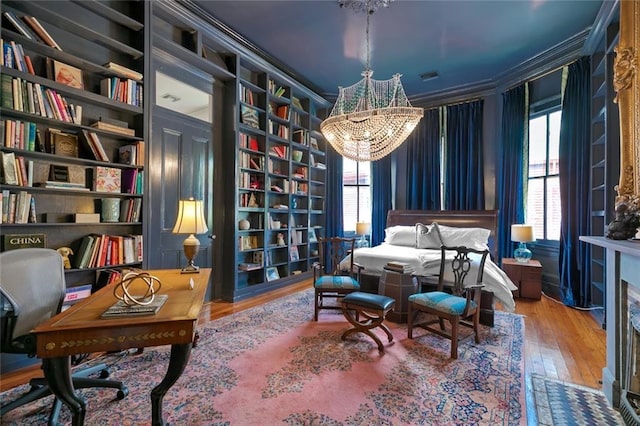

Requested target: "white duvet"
[{"left": 340, "top": 243, "right": 517, "bottom": 312}]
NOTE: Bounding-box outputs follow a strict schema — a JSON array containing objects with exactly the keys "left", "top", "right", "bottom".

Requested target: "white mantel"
[{"left": 580, "top": 236, "right": 640, "bottom": 407}]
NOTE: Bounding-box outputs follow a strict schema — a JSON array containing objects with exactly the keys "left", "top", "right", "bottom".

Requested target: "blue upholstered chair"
[
  {"left": 312, "top": 237, "right": 362, "bottom": 321},
  {"left": 407, "top": 246, "right": 489, "bottom": 359}
]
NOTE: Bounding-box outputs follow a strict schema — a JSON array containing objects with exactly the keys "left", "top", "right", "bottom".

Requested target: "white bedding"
[{"left": 341, "top": 243, "right": 517, "bottom": 312}]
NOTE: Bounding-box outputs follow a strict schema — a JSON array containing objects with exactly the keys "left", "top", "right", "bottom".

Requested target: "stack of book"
[{"left": 384, "top": 261, "right": 415, "bottom": 275}]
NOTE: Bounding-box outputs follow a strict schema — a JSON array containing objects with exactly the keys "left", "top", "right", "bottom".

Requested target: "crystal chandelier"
[{"left": 321, "top": 0, "right": 423, "bottom": 162}]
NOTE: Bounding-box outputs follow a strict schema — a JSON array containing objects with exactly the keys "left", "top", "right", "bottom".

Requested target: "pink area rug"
[{"left": 0, "top": 289, "right": 524, "bottom": 425}]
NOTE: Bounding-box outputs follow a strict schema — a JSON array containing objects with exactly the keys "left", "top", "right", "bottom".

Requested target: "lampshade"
[
  {"left": 511, "top": 225, "right": 534, "bottom": 243},
  {"left": 356, "top": 222, "right": 371, "bottom": 236},
  {"left": 511, "top": 224, "right": 534, "bottom": 263},
  {"left": 172, "top": 199, "right": 208, "bottom": 235},
  {"left": 172, "top": 198, "right": 208, "bottom": 274},
  {"left": 320, "top": 1, "right": 423, "bottom": 162}
]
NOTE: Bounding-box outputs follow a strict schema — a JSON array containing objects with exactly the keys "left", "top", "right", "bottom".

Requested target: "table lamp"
[
  {"left": 511, "top": 224, "right": 534, "bottom": 263},
  {"left": 172, "top": 198, "right": 208, "bottom": 273},
  {"left": 355, "top": 222, "right": 371, "bottom": 248}
]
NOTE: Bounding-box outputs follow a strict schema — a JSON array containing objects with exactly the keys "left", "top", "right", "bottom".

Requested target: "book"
[
  {"left": 103, "top": 62, "right": 143, "bottom": 82},
  {"left": 3, "top": 11, "right": 37, "bottom": 41},
  {"left": 53, "top": 61, "right": 84, "bottom": 90},
  {"left": 2, "top": 233, "right": 46, "bottom": 251},
  {"left": 90, "top": 120, "right": 135, "bottom": 136},
  {"left": 49, "top": 128, "right": 78, "bottom": 157},
  {"left": 118, "top": 144, "right": 137, "bottom": 165},
  {"left": 384, "top": 261, "right": 415, "bottom": 274},
  {"left": 22, "top": 16, "right": 62, "bottom": 50},
  {"left": 101, "top": 294, "right": 168, "bottom": 318},
  {"left": 1, "top": 152, "right": 18, "bottom": 185},
  {"left": 74, "top": 213, "right": 100, "bottom": 223},
  {"left": 94, "top": 166, "right": 122, "bottom": 193}
]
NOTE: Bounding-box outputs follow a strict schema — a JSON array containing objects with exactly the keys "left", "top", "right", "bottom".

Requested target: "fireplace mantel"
[{"left": 580, "top": 236, "right": 640, "bottom": 407}]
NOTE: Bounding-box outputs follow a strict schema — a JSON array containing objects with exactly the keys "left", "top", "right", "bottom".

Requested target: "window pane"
[
  {"left": 529, "top": 115, "right": 547, "bottom": 178},
  {"left": 343, "top": 158, "right": 357, "bottom": 185},
  {"left": 548, "top": 111, "right": 561, "bottom": 176},
  {"left": 358, "top": 161, "right": 371, "bottom": 185},
  {"left": 526, "top": 178, "right": 545, "bottom": 240},
  {"left": 343, "top": 186, "right": 357, "bottom": 232},
  {"left": 546, "top": 176, "right": 561, "bottom": 240},
  {"left": 358, "top": 186, "right": 371, "bottom": 224}
]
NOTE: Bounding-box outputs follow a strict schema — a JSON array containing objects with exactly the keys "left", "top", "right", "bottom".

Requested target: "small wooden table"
[
  {"left": 502, "top": 258, "right": 542, "bottom": 299},
  {"left": 32, "top": 268, "right": 210, "bottom": 426}
]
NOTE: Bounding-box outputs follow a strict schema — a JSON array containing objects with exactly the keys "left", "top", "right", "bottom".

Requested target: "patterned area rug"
[
  {"left": 1, "top": 289, "right": 525, "bottom": 425},
  {"left": 531, "top": 374, "right": 623, "bottom": 425}
]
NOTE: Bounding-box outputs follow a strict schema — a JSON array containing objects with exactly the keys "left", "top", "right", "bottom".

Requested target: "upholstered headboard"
[{"left": 386, "top": 210, "right": 500, "bottom": 260}]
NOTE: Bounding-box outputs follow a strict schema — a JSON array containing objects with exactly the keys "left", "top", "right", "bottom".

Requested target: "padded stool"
[{"left": 341, "top": 291, "right": 396, "bottom": 352}]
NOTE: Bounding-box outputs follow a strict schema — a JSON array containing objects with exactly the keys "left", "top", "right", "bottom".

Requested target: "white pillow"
[
  {"left": 383, "top": 225, "right": 417, "bottom": 247},
  {"left": 416, "top": 222, "right": 443, "bottom": 249},
  {"left": 437, "top": 224, "right": 491, "bottom": 251}
]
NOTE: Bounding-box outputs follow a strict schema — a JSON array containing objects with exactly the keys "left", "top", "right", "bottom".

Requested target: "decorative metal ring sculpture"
[{"left": 113, "top": 270, "right": 162, "bottom": 306}]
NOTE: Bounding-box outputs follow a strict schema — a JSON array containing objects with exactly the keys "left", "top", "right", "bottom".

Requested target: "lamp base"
[
  {"left": 513, "top": 242, "right": 532, "bottom": 263},
  {"left": 180, "top": 264, "right": 200, "bottom": 274},
  {"left": 181, "top": 234, "right": 201, "bottom": 274},
  {"left": 355, "top": 235, "right": 369, "bottom": 249}
]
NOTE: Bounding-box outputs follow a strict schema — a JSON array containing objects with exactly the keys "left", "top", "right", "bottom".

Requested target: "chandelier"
[{"left": 321, "top": 0, "right": 423, "bottom": 162}]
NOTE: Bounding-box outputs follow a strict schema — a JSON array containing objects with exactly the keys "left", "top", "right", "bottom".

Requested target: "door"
[{"left": 147, "top": 56, "right": 217, "bottom": 299}]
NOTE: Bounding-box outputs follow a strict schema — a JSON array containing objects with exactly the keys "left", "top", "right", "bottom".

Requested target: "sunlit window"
[
  {"left": 526, "top": 109, "right": 561, "bottom": 241},
  {"left": 343, "top": 158, "right": 371, "bottom": 233}
]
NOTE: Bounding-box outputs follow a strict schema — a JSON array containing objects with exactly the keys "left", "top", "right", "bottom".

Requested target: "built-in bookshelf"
[
  {"left": 0, "top": 1, "right": 146, "bottom": 292},
  {"left": 226, "top": 60, "right": 329, "bottom": 301},
  {"left": 588, "top": 14, "right": 620, "bottom": 326}
]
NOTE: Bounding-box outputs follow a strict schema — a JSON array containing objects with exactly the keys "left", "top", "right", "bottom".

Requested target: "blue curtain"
[
  {"left": 444, "top": 100, "right": 485, "bottom": 210},
  {"left": 371, "top": 154, "right": 392, "bottom": 246},
  {"left": 405, "top": 108, "right": 441, "bottom": 209},
  {"left": 324, "top": 146, "right": 343, "bottom": 238},
  {"left": 497, "top": 84, "right": 528, "bottom": 262},
  {"left": 559, "top": 56, "right": 591, "bottom": 307}
]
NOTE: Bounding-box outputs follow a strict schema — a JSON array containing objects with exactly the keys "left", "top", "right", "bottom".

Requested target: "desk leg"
[
  {"left": 151, "top": 343, "right": 192, "bottom": 426},
  {"left": 42, "top": 357, "right": 86, "bottom": 426}
]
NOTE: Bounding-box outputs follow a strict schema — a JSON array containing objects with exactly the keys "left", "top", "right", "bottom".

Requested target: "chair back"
[
  {"left": 0, "top": 248, "right": 66, "bottom": 352},
  {"left": 438, "top": 246, "right": 489, "bottom": 296},
  {"left": 318, "top": 237, "right": 355, "bottom": 276}
]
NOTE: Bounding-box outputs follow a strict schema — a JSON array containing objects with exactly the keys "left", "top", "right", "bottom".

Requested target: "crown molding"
[
  {"left": 410, "top": 80, "right": 497, "bottom": 109},
  {"left": 174, "top": 0, "right": 328, "bottom": 101},
  {"left": 582, "top": 0, "right": 620, "bottom": 55}
]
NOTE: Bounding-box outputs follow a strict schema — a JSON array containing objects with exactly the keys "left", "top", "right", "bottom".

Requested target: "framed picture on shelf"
[
  {"left": 308, "top": 228, "right": 317, "bottom": 243},
  {"left": 289, "top": 245, "right": 299, "bottom": 261},
  {"left": 266, "top": 266, "right": 280, "bottom": 282},
  {"left": 241, "top": 105, "right": 260, "bottom": 129},
  {"left": 53, "top": 60, "right": 84, "bottom": 89}
]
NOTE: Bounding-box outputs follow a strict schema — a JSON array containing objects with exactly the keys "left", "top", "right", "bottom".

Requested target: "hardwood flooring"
[{"left": 0, "top": 279, "right": 607, "bottom": 419}]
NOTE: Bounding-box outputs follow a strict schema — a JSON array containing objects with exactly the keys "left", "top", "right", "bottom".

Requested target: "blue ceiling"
[{"left": 193, "top": 0, "right": 604, "bottom": 99}]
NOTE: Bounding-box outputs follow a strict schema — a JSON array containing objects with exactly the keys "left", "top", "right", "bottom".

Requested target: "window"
[
  {"left": 526, "top": 108, "right": 561, "bottom": 242},
  {"left": 343, "top": 158, "right": 371, "bottom": 233}
]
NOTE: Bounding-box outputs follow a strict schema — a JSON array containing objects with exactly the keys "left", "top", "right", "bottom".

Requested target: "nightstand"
[{"left": 502, "top": 258, "right": 542, "bottom": 300}]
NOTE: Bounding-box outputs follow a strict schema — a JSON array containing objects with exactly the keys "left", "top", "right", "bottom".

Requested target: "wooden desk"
[{"left": 32, "top": 268, "right": 210, "bottom": 426}]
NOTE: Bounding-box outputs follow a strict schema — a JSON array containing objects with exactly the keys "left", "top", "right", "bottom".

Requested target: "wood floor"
[{"left": 0, "top": 279, "right": 607, "bottom": 402}]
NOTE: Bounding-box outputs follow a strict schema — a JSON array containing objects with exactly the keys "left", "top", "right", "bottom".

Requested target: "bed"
[{"left": 344, "top": 210, "right": 517, "bottom": 327}]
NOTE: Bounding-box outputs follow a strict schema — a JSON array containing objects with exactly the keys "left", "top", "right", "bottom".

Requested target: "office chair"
[{"left": 0, "top": 248, "right": 128, "bottom": 424}]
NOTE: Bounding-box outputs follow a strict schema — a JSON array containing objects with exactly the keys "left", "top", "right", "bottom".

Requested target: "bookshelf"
[
  {"left": 587, "top": 14, "right": 620, "bottom": 326},
  {"left": 224, "top": 60, "right": 329, "bottom": 301},
  {"left": 1, "top": 1, "right": 146, "bottom": 292}
]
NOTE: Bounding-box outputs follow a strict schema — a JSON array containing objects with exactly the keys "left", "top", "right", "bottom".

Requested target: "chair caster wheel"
[
  {"left": 117, "top": 387, "right": 129, "bottom": 400},
  {"left": 99, "top": 368, "right": 111, "bottom": 378}
]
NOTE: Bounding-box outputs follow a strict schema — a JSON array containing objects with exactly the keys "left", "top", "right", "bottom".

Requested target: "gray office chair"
[{"left": 0, "top": 248, "right": 128, "bottom": 424}]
